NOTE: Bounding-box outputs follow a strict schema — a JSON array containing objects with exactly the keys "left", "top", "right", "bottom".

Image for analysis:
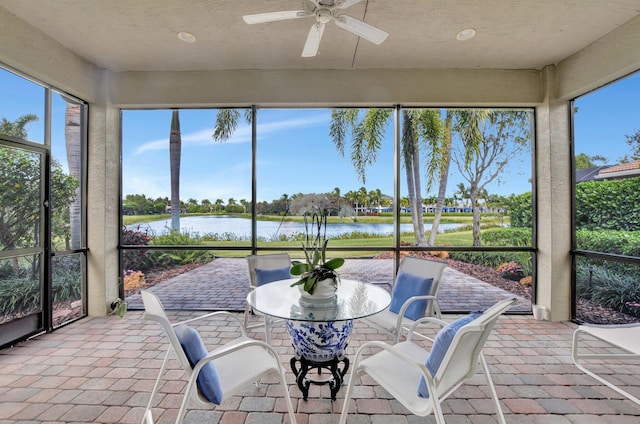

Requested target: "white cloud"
[{"left": 133, "top": 113, "right": 328, "bottom": 155}]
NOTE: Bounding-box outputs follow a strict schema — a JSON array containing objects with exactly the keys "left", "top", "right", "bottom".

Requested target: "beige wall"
[{"left": 2, "top": 7, "right": 640, "bottom": 319}]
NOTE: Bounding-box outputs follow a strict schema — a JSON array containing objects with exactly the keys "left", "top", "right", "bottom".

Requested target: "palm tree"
[
  {"left": 169, "top": 109, "right": 181, "bottom": 231},
  {"left": 64, "top": 103, "right": 82, "bottom": 249},
  {"left": 215, "top": 198, "right": 224, "bottom": 212},
  {"left": 454, "top": 182, "right": 470, "bottom": 207}
]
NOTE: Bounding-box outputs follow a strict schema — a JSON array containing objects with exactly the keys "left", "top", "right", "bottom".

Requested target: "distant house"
[
  {"left": 576, "top": 160, "right": 640, "bottom": 183},
  {"left": 595, "top": 159, "right": 640, "bottom": 180}
]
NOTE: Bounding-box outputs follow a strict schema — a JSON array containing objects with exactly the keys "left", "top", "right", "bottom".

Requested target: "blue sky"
[{"left": 2, "top": 67, "right": 639, "bottom": 204}]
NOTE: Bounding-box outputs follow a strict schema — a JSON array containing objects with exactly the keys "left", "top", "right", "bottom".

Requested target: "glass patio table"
[{"left": 246, "top": 278, "right": 391, "bottom": 400}]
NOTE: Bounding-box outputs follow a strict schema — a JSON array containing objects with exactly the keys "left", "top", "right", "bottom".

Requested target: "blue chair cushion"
[
  {"left": 174, "top": 324, "right": 223, "bottom": 405},
  {"left": 388, "top": 271, "right": 434, "bottom": 320},
  {"left": 255, "top": 267, "right": 290, "bottom": 286},
  {"left": 418, "top": 312, "right": 481, "bottom": 398}
]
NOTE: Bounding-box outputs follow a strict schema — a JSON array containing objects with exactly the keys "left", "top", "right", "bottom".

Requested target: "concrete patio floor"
[{"left": 1, "top": 309, "right": 640, "bottom": 423}]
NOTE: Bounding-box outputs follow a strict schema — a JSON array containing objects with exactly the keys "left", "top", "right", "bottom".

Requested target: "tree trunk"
[
  {"left": 402, "top": 112, "right": 420, "bottom": 244},
  {"left": 470, "top": 186, "right": 482, "bottom": 246},
  {"left": 170, "top": 110, "right": 182, "bottom": 231},
  {"left": 65, "top": 103, "right": 82, "bottom": 249},
  {"left": 428, "top": 112, "right": 453, "bottom": 246},
  {"left": 412, "top": 136, "right": 427, "bottom": 246}
]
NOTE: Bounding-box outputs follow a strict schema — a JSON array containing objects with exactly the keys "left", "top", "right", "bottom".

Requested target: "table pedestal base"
[{"left": 290, "top": 354, "right": 349, "bottom": 400}]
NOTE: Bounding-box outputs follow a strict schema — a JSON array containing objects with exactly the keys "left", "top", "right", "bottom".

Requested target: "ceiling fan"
[{"left": 243, "top": 0, "right": 389, "bottom": 57}]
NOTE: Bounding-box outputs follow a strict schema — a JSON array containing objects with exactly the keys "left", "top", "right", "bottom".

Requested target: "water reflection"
[{"left": 130, "top": 215, "right": 463, "bottom": 239}]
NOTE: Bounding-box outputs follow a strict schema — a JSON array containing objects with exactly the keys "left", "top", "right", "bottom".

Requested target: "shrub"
[
  {"left": 0, "top": 277, "right": 40, "bottom": 319},
  {"left": 576, "top": 177, "right": 640, "bottom": 231},
  {"left": 481, "top": 227, "right": 531, "bottom": 246},
  {"left": 576, "top": 259, "right": 640, "bottom": 316},
  {"left": 149, "top": 229, "right": 214, "bottom": 267},
  {"left": 509, "top": 192, "right": 532, "bottom": 228},
  {"left": 576, "top": 229, "right": 640, "bottom": 256},
  {"left": 52, "top": 255, "right": 82, "bottom": 304},
  {"left": 448, "top": 251, "right": 532, "bottom": 275},
  {"left": 121, "top": 226, "right": 153, "bottom": 271}
]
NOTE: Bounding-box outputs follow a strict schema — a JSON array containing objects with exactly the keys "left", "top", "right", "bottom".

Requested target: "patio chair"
[
  {"left": 244, "top": 253, "right": 292, "bottom": 343},
  {"left": 365, "top": 256, "right": 448, "bottom": 343},
  {"left": 140, "top": 290, "right": 296, "bottom": 424},
  {"left": 340, "top": 297, "right": 518, "bottom": 424},
  {"left": 572, "top": 323, "right": 640, "bottom": 407}
]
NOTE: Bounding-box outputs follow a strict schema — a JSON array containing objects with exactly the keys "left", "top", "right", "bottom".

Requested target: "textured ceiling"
[{"left": 1, "top": 0, "right": 639, "bottom": 72}]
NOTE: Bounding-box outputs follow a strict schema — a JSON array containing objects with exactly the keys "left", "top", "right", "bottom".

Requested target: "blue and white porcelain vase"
[{"left": 286, "top": 319, "right": 353, "bottom": 362}]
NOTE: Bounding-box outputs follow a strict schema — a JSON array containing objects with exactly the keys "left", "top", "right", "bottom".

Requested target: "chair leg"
[
  {"left": 338, "top": 371, "right": 358, "bottom": 424},
  {"left": 141, "top": 346, "right": 172, "bottom": 424},
  {"left": 264, "top": 316, "right": 272, "bottom": 345},
  {"left": 479, "top": 352, "right": 506, "bottom": 424},
  {"left": 279, "top": 369, "right": 297, "bottom": 424},
  {"left": 243, "top": 304, "right": 252, "bottom": 330}
]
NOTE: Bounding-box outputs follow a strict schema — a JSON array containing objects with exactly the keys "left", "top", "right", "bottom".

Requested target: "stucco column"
[
  {"left": 535, "top": 65, "right": 572, "bottom": 321},
  {"left": 87, "top": 69, "right": 121, "bottom": 316}
]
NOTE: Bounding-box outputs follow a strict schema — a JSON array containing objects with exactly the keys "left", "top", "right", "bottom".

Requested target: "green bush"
[
  {"left": 121, "top": 226, "right": 153, "bottom": 271},
  {"left": 509, "top": 192, "right": 532, "bottom": 228},
  {"left": 448, "top": 250, "right": 532, "bottom": 276},
  {"left": 149, "top": 229, "right": 214, "bottom": 267},
  {"left": 52, "top": 255, "right": 82, "bottom": 304},
  {"left": 576, "top": 259, "right": 640, "bottom": 316},
  {"left": 480, "top": 227, "right": 532, "bottom": 247},
  {"left": 576, "top": 177, "right": 640, "bottom": 231},
  {"left": 576, "top": 229, "right": 640, "bottom": 256},
  {"left": 0, "top": 277, "right": 40, "bottom": 318}
]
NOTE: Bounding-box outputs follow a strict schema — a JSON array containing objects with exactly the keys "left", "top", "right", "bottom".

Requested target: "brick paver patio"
[
  {"left": 125, "top": 258, "right": 532, "bottom": 313},
  {"left": 1, "top": 309, "right": 640, "bottom": 423}
]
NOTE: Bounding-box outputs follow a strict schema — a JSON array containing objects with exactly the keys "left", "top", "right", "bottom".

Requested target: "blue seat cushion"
[
  {"left": 174, "top": 324, "right": 223, "bottom": 405},
  {"left": 255, "top": 267, "right": 290, "bottom": 286},
  {"left": 418, "top": 312, "right": 481, "bottom": 398},
  {"left": 388, "top": 271, "right": 434, "bottom": 320}
]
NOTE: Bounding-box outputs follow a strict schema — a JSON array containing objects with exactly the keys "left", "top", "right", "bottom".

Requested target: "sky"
[{"left": 2, "top": 67, "right": 639, "bottom": 204}]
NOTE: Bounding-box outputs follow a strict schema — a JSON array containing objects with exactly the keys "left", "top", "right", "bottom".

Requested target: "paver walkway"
[{"left": 126, "top": 257, "right": 531, "bottom": 313}]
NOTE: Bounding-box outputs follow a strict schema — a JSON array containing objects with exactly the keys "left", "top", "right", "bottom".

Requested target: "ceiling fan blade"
[
  {"left": 302, "top": 23, "right": 325, "bottom": 57},
  {"left": 243, "top": 10, "right": 309, "bottom": 24},
  {"left": 334, "top": 15, "right": 389, "bottom": 44},
  {"left": 335, "top": 0, "right": 364, "bottom": 9}
]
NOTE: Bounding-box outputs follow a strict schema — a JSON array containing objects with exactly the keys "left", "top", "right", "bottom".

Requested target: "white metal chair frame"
[
  {"left": 244, "top": 253, "right": 291, "bottom": 344},
  {"left": 140, "top": 290, "right": 297, "bottom": 424},
  {"left": 365, "top": 256, "right": 448, "bottom": 343},
  {"left": 340, "top": 297, "right": 519, "bottom": 424},
  {"left": 572, "top": 323, "right": 640, "bottom": 407}
]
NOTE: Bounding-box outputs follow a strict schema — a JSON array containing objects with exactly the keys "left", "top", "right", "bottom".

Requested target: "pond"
[{"left": 128, "top": 215, "right": 465, "bottom": 240}]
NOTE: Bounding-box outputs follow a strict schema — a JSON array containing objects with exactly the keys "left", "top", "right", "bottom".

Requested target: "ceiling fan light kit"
[{"left": 243, "top": 0, "right": 389, "bottom": 57}]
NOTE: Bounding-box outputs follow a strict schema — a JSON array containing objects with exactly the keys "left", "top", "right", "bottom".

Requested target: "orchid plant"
[{"left": 288, "top": 194, "right": 352, "bottom": 295}]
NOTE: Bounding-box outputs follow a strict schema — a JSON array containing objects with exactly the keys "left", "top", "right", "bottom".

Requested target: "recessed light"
[
  {"left": 177, "top": 31, "right": 196, "bottom": 43},
  {"left": 456, "top": 28, "right": 476, "bottom": 41}
]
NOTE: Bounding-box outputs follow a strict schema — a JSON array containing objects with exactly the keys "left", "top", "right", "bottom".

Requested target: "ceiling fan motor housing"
[{"left": 316, "top": 8, "right": 333, "bottom": 23}]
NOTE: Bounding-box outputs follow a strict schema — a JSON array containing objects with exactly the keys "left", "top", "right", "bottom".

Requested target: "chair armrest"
[
  {"left": 406, "top": 316, "right": 447, "bottom": 342},
  {"left": 173, "top": 311, "right": 248, "bottom": 337},
  {"left": 193, "top": 338, "right": 281, "bottom": 373},
  {"left": 394, "top": 295, "right": 442, "bottom": 338}
]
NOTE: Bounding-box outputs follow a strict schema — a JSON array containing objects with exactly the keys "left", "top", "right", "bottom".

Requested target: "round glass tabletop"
[{"left": 246, "top": 278, "right": 391, "bottom": 322}]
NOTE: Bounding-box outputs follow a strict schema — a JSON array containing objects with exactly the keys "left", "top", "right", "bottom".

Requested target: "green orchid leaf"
[
  {"left": 324, "top": 257, "right": 345, "bottom": 270},
  {"left": 289, "top": 277, "right": 306, "bottom": 287},
  {"left": 290, "top": 262, "right": 310, "bottom": 275}
]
